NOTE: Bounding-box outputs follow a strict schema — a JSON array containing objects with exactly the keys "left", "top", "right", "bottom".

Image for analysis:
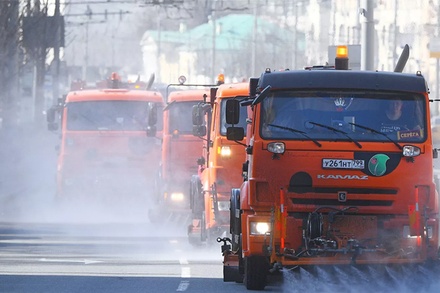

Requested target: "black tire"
[
  {"left": 153, "top": 169, "right": 162, "bottom": 204},
  {"left": 230, "top": 188, "right": 241, "bottom": 251},
  {"left": 149, "top": 170, "right": 164, "bottom": 224},
  {"left": 188, "top": 175, "right": 205, "bottom": 246},
  {"left": 200, "top": 211, "right": 208, "bottom": 242},
  {"left": 244, "top": 256, "right": 269, "bottom": 290},
  {"left": 189, "top": 175, "right": 196, "bottom": 211},
  {"left": 190, "top": 175, "right": 204, "bottom": 216}
]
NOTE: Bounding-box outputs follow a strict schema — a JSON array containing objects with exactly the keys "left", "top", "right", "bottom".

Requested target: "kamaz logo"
[{"left": 318, "top": 174, "right": 368, "bottom": 180}]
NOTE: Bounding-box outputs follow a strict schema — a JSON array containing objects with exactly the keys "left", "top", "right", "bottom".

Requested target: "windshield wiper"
[
  {"left": 267, "top": 123, "right": 322, "bottom": 147},
  {"left": 308, "top": 121, "right": 362, "bottom": 149},
  {"left": 348, "top": 122, "right": 402, "bottom": 150},
  {"left": 163, "top": 100, "right": 176, "bottom": 111},
  {"left": 74, "top": 113, "right": 104, "bottom": 130}
]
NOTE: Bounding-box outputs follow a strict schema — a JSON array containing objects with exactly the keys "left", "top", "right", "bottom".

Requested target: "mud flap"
[
  {"left": 188, "top": 219, "right": 202, "bottom": 246},
  {"left": 244, "top": 255, "right": 268, "bottom": 290},
  {"left": 224, "top": 265, "right": 243, "bottom": 283},
  {"left": 223, "top": 253, "right": 243, "bottom": 282}
]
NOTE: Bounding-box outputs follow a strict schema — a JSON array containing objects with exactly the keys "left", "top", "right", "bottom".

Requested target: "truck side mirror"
[
  {"left": 210, "top": 87, "right": 218, "bottom": 106},
  {"left": 193, "top": 125, "right": 207, "bottom": 137},
  {"left": 47, "top": 107, "right": 57, "bottom": 123},
  {"left": 249, "top": 78, "right": 259, "bottom": 97},
  {"left": 46, "top": 107, "right": 59, "bottom": 130},
  {"left": 148, "top": 102, "right": 157, "bottom": 126},
  {"left": 48, "top": 122, "right": 59, "bottom": 131},
  {"left": 226, "top": 99, "right": 240, "bottom": 125},
  {"left": 226, "top": 126, "right": 244, "bottom": 141},
  {"left": 192, "top": 105, "right": 205, "bottom": 126},
  {"left": 146, "top": 125, "right": 157, "bottom": 137}
]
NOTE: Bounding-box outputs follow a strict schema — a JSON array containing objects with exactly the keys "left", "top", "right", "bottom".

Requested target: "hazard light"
[
  {"left": 335, "top": 45, "right": 349, "bottom": 70},
  {"left": 336, "top": 45, "right": 348, "bottom": 58},
  {"left": 217, "top": 74, "right": 225, "bottom": 85},
  {"left": 110, "top": 72, "right": 121, "bottom": 88},
  {"left": 111, "top": 72, "right": 121, "bottom": 81}
]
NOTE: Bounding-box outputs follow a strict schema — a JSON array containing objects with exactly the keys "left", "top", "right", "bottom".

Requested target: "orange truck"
[
  {"left": 188, "top": 82, "right": 249, "bottom": 245},
  {"left": 47, "top": 73, "right": 163, "bottom": 204},
  {"left": 218, "top": 46, "right": 440, "bottom": 289},
  {"left": 148, "top": 88, "right": 210, "bottom": 223}
]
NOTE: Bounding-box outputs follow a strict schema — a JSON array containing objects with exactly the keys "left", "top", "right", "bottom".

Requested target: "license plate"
[{"left": 322, "top": 159, "right": 364, "bottom": 169}]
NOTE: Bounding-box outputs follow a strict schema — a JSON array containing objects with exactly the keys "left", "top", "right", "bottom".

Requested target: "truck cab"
[
  {"left": 188, "top": 82, "right": 249, "bottom": 245},
  {"left": 148, "top": 89, "right": 210, "bottom": 223},
  {"left": 220, "top": 49, "right": 440, "bottom": 290},
  {"left": 48, "top": 73, "right": 164, "bottom": 206}
]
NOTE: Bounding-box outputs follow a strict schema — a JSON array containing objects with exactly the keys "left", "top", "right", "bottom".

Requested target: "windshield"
[
  {"left": 220, "top": 98, "right": 248, "bottom": 136},
  {"left": 168, "top": 101, "right": 200, "bottom": 134},
  {"left": 260, "top": 91, "right": 426, "bottom": 143},
  {"left": 66, "top": 101, "right": 158, "bottom": 131}
]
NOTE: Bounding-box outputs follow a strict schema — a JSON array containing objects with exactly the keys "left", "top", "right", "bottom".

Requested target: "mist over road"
[{"left": 1, "top": 124, "right": 440, "bottom": 293}]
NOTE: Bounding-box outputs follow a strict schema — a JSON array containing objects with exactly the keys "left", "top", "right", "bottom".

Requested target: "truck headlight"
[
  {"left": 250, "top": 222, "right": 271, "bottom": 235},
  {"left": 402, "top": 145, "right": 420, "bottom": 157},
  {"left": 170, "top": 192, "right": 184, "bottom": 201},
  {"left": 403, "top": 225, "right": 432, "bottom": 238},
  {"left": 218, "top": 146, "right": 231, "bottom": 157},
  {"left": 217, "top": 201, "right": 230, "bottom": 211},
  {"left": 268, "top": 142, "right": 285, "bottom": 154}
]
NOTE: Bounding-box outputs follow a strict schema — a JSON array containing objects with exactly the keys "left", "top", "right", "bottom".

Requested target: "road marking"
[
  {"left": 176, "top": 280, "right": 189, "bottom": 291},
  {"left": 39, "top": 258, "right": 102, "bottom": 265},
  {"left": 181, "top": 267, "right": 191, "bottom": 278},
  {"left": 177, "top": 259, "right": 191, "bottom": 291}
]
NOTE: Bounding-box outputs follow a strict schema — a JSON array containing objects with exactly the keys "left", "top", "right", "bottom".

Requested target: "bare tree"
[
  {"left": 0, "top": 0, "right": 19, "bottom": 127},
  {"left": 21, "top": 0, "right": 52, "bottom": 125}
]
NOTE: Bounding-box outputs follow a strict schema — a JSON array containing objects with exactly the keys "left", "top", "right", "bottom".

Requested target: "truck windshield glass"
[
  {"left": 260, "top": 91, "right": 426, "bottom": 143},
  {"left": 66, "top": 101, "right": 155, "bottom": 131},
  {"left": 220, "top": 98, "right": 248, "bottom": 136},
  {"left": 168, "top": 101, "right": 199, "bottom": 134}
]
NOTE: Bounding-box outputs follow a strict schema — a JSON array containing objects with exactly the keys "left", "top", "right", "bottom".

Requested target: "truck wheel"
[
  {"left": 230, "top": 189, "right": 241, "bottom": 251},
  {"left": 188, "top": 175, "right": 205, "bottom": 246},
  {"left": 153, "top": 170, "right": 162, "bottom": 204},
  {"left": 189, "top": 175, "right": 196, "bottom": 211},
  {"left": 201, "top": 211, "right": 208, "bottom": 242},
  {"left": 244, "top": 256, "right": 268, "bottom": 290},
  {"left": 190, "top": 175, "right": 204, "bottom": 216}
]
